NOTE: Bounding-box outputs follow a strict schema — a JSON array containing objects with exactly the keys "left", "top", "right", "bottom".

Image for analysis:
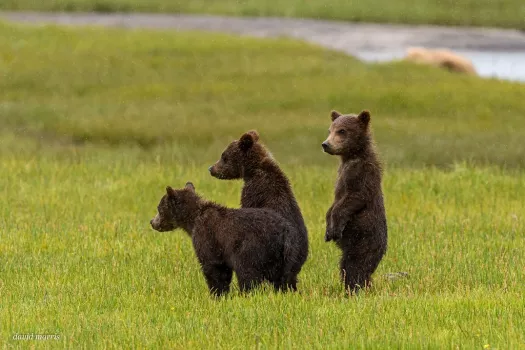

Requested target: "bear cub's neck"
[
  {"left": 340, "top": 142, "right": 376, "bottom": 165},
  {"left": 243, "top": 155, "right": 285, "bottom": 180},
  {"left": 175, "top": 195, "right": 222, "bottom": 236}
]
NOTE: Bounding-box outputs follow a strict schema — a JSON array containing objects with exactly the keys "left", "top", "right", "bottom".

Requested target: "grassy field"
[
  {"left": 1, "top": 0, "right": 525, "bottom": 29},
  {"left": 1, "top": 23, "right": 524, "bottom": 348}
]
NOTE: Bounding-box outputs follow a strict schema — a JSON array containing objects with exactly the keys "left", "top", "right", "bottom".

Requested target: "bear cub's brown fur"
[
  {"left": 150, "top": 182, "right": 300, "bottom": 296},
  {"left": 322, "top": 110, "right": 388, "bottom": 292},
  {"left": 208, "top": 131, "right": 308, "bottom": 291}
]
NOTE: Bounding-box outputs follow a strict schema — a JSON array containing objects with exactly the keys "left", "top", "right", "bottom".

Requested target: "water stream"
[{"left": 357, "top": 50, "right": 525, "bottom": 82}]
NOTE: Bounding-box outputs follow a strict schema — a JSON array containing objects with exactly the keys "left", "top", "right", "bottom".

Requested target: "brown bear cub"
[
  {"left": 322, "top": 110, "right": 388, "bottom": 293},
  {"left": 150, "top": 182, "right": 300, "bottom": 296},
  {"left": 208, "top": 131, "right": 308, "bottom": 291}
]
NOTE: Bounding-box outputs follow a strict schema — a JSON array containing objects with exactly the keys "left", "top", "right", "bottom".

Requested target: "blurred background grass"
[{"left": 1, "top": 24, "right": 525, "bottom": 169}]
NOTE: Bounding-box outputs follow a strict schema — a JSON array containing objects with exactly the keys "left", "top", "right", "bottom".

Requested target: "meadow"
[
  {"left": 1, "top": 0, "right": 525, "bottom": 29},
  {"left": 1, "top": 23, "right": 524, "bottom": 348}
]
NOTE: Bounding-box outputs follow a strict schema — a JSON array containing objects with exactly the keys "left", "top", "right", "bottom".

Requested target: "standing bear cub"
[
  {"left": 209, "top": 131, "right": 308, "bottom": 291},
  {"left": 322, "top": 110, "right": 388, "bottom": 293},
  {"left": 150, "top": 182, "right": 300, "bottom": 296}
]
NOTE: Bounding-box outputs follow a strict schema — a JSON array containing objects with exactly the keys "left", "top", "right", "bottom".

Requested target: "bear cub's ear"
[
  {"left": 166, "top": 186, "right": 176, "bottom": 197},
  {"left": 358, "top": 110, "right": 371, "bottom": 126},
  {"left": 185, "top": 182, "right": 195, "bottom": 192},
  {"left": 239, "top": 130, "right": 259, "bottom": 151},
  {"left": 331, "top": 110, "right": 342, "bottom": 121}
]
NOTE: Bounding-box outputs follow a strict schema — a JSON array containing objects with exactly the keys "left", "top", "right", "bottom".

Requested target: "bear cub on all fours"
[
  {"left": 322, "top": 110, "right": 388, "bottom": 293},
  {"left": 150, "top": 182, "right": 300, "bottom": 296},
  {"left": 208, "top": 130, "right": 308, "bottom": 291}
]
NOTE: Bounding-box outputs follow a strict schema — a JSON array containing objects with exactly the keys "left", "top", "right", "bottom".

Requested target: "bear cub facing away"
[
  {"left": 150, "top": 182, "right": 300, "bottom": 296},
  {"left": 208, "top": 130, "right": 308, "bottom": 291},
  {"left": 322, "top": 110, "right": 388, "bottom": 292}
]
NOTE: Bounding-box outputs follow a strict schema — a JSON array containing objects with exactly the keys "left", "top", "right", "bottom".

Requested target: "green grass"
[
  {"left": 2, "top": 154, "right": 525, "bottom": 348},
  {"left": 1, "top": 23, "right": 524, "bottom": 348},
  {"left": 1, "top": 0, "right": 525, "bottom": 29},
  {"left": 2, "top": 23, "right": 525, "bottom": 169}
]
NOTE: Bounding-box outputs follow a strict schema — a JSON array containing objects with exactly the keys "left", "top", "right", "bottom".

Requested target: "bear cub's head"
[
  {"left": 209, "top": 130, "right": 260, "bottom": 179},
  {"left": 150, "top": 182, "right": 196, "bottom": 232},
  {"left": 322, "top": 110, "right": 371, "bottom": 156}
]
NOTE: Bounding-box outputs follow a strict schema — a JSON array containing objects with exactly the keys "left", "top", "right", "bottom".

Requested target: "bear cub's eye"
[
  {"left": 221, "top": 154, "right": 228, "bottom": 162},
  {"left": 337, "top": 129, "right": 346, "bottom": 135}
]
